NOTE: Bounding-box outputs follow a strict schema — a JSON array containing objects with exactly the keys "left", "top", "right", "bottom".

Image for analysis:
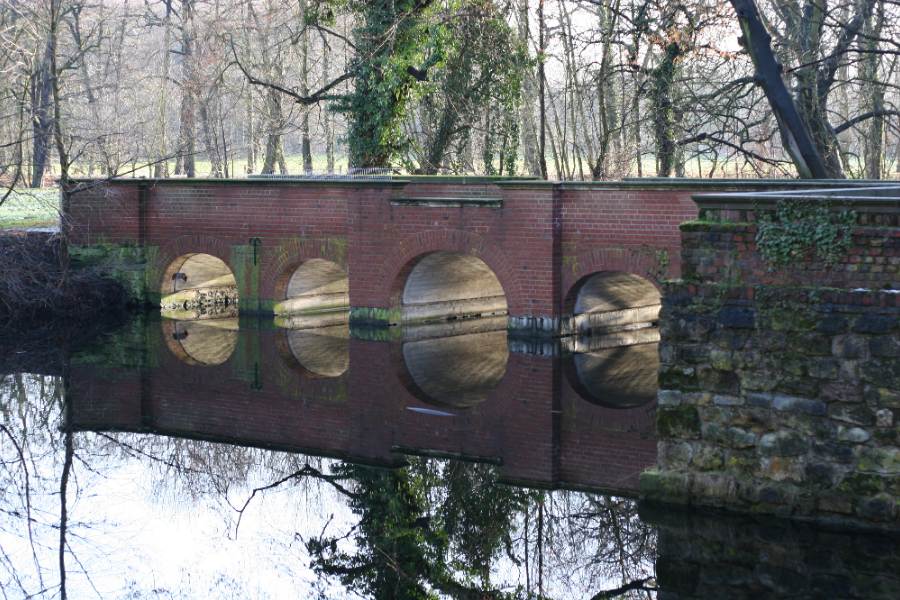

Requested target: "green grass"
[{"left": 0, "top": 188, "right": 60, "bottom": 230}]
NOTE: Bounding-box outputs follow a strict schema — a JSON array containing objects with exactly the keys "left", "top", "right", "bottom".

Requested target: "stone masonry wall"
[{"left": 643, "top": 194, "right": 900, "bottom": 530}]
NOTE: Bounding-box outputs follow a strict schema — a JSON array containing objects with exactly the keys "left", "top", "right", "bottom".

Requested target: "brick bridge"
[
  {"left": 69, "top": 177, "right": 882, "bottom": 336},
  {"left": 67, "top": 176, "right": 781, "bottom": 337}
]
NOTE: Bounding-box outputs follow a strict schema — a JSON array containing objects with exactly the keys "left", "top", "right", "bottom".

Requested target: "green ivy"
[{"left": 755, "top": 199, "right": 856, "bottom": 268}]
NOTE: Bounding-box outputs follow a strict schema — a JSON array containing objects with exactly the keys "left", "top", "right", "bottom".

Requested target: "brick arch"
[
  {"left": 259, "top": 237, "right": 349, "bottom": 301},
  {"left": 561, "top": 246, "right": 667, "bottom": 314},
  {"left": 156, "top": 234, "right": 236, "bottom": 295},
  {"left": 375, "top": 229, "right": 523, "bottom": 313}
]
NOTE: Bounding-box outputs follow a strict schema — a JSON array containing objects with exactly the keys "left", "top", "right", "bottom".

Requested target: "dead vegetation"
[{"left": 0, "top": 231, "right": 127, "bottom": 323}]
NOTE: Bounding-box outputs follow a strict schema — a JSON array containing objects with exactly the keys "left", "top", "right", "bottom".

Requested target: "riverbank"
[{"left": 0, "top": 231, "right": 130, "bottom": 324}]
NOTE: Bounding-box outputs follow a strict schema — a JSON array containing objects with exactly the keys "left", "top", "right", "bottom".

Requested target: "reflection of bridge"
[
  {"left": 67, "top": 319, "right": 658, "bottom": 494},
  {"left": 65, "top": 177, "right": 733, "bottom": 336}
]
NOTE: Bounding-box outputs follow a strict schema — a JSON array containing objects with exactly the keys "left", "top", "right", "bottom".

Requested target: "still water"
[{"left": 0, "top": 316, "right": 897, "bottom": 599}]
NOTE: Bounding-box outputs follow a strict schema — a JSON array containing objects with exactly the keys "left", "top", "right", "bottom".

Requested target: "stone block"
[
  {"left": 807, "top": 357, "right": 840, "bottom": 380},
  {"left": 829, "top": 403, "right": 876, "bottom": 427},
  {"left": 658, "top": 405, "right": 702, "bottom": 440},
  {"left": 804, "top": 461, "right": 837, "bottom": 488},
  {"left": 692, "top": 446, "right": 725, "bottom": 471},
  {"left": 856, "top": 495, "right": 897, "bottom": 522},
  {"left": 816, "top": 314, "right": 849, "bottom": 335},
  {"left": 718, "top": 306, "right": 755, "bottom": 329},
  {"left": 759, "top": 456, "right": 805, "bottom": 482},
  {"left": 852, "top": 314, "right": 896, "bottom": 335},
  {"left": 772, "top": 394, "right": 827, "bottom": 416},
  {"left": 740, "top": 371, "right": 780, "bottom": 393},
  {"left": 837, "top": 426, "right": 871, "bottom": 444},
  {"left": 659, "top": 441, "right": 694, "bottom": 469},
  {"left": 698, "top": 366, "right": 740, "bottom": 394},
  {"left": 746, "top": 392, "right": 775, "bottom": 408},
  {"left": 832, "top": 334, "right": 870, "bottom": 359},
  {"left": 725, "top": 426, "right": 758, "bottom": 449},
  {"left": 837, "top": 472, "right": 887, "bottom": 496},
  {"left": 817, "top": 493, "right": 854, "bottom": 515},
  {"left": 639, "top": 469, "right": 690, "bottom": 504},
  {"left": 870, "top": 335, "right": 900, "bottom": 358},
  {"left": 857, "top": 448, "right": 900, "bottom": 475},
  {"left": 658, "top": 389, "right": 683, "bottom": 407},
  {"left": 876, "top": 408, "right": 893, "bottom": 428},
  {"left": 659, "top": 365, "right": 699, "bottom": 390},
  {"left": 861, "top": 359, "right": 900, "bottom": 388},
  {"left": 713, "top": 394, "right": 743, "bottom": 406},
  {"left": 759, "top": 431, "right": 809, "bottom": 457}
]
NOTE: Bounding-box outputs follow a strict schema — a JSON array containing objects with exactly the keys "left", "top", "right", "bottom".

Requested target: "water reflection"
[
  {"left": 401, "top": 329, "right": 508, "bottom": 408},
  {"left": 566, "top": 342, "right": 659, "bottom": 408},
  {"left": 163, "top": 317, "right": 240, "bottom": 365},
  {"left": 2, "top": 318, "right": 897, "bottom": 598},
  {"left": 283, "top": 325, "right": 350, "bottom": 378}
]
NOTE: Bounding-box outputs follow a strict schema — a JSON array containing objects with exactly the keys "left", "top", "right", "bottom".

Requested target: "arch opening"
[
  {"left": 160, "top": 253, "right": 238, "bottom": 320},
  {"left": 163, "top": 318, "right": 239, "bottom": 366},
  {"left": 402, "top": 330, "right": 509, "bottom": 409},
  {"left": 570, "top": 271, "right": 660, "bottom": 336},
  {"left": 401, "top": 252, "right": 507, "bottom": 324},
  {"left": 275, "top": 259, "right": 349, "bottom": 318},
  {"left": 566, "top": 342, "right": 659, "bottom": 408}
]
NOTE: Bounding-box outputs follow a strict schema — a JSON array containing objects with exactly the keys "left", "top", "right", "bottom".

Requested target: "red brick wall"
[
  {"left": 682, "top": 223, "right": 900, "bottom": 289},
  {"left": 348, "top": 182, "right": 557, "bottom": 317},
  {"left": 557, "top": 187, "right": 700, "bottom": 308},
  {"left": 70, "top": 180, "right": 805, "bottom": 323}
]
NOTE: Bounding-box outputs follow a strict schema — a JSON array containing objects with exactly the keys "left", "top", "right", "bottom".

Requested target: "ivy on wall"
[{"left": 755, "top": 199, "right": 856, "bottom": 268}]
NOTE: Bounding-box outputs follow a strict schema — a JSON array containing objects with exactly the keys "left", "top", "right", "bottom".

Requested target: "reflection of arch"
[
  {"left": 566, "top": 271, "right": 660, "bottom": 335},
  {"left": 400, "top": 330, "right": 509, "bottom": 408},
  {"left": 162, "top": 318, "right": 239, "bottom": 366},
  {"left": 399, "top": 251, "right": 508, "bottom": 323},
  {"left": 274, "top": 259, "right": 349, "bottom": 316},
  {"left": 160, "top": 253, "right": 238, "bottom": 314},
  {"left": 565, "top": 342, "right": 659, "bottom": 408},
  {"left": 282, "top": 325, "right": 349, "bottom": 378}
]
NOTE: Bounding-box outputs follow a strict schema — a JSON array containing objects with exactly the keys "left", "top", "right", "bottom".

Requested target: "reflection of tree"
[
  {"left": 1, "top": 373, "right": 658, "bottom": 598},
  {"left": 304, "top": 458, "right": 656, "bottom": 599},
  {"left": 0, "top": 374, "right": 66, "bottom": 597},
  {"left": 306, "top": 459, "right": 534, "bottom": 599}
]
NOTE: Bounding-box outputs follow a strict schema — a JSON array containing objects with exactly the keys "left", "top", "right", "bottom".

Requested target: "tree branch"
[
  {"left": 228, "top": 38, "right": 352, "bottom": 105},
  {"left": 833, "top": 108, "right": 900, "bottom": 134}
]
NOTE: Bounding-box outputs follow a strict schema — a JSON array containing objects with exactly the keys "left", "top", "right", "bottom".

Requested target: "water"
[{"left": 0, "top": 316, "right": 897, "bottom": 599}]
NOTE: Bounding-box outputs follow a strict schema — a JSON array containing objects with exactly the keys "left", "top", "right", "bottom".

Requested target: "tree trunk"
[
  {"left": 537, "top": 0, "right": 548, "bottom": 179},
  {"left": 323, "top": 35, "right": 335, "bottom": 173},
  {"left": 299, "top": 0, "right": 313, "bottom": 173},
  {"left": 154, "top": 0, "right": 173, "bottom": 177},
  {"left": 30, "top": 37, "right": 54, "bottom": 187},
  {"left": 863, "top": 1, "right": 885, "bottom": 179},
  {"left": 174, "top": 0, "right": 196, "bottom": 177},
  {"left": 517, "top": 0, "right": 541, "bottom": 176},
  {"left": 728, "top": 0, "right": 830, "bottom": 178}
]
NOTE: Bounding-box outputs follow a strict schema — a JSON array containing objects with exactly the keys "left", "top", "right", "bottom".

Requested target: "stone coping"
[
  {"left": 67, "top": 176, "right": 900, "bottom": 191},
  {"left": 694, "top": 185, "right": 900, "bottom": 214}
]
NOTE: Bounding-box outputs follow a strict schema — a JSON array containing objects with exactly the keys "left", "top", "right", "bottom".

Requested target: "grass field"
[{"left": 0, "top": 189, "right": 60, "bottom": 230}]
